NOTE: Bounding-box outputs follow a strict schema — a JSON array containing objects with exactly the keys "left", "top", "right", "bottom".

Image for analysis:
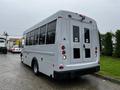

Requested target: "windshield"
[{"left": 0, "top": 39, "right": 5, "bottom": 43}]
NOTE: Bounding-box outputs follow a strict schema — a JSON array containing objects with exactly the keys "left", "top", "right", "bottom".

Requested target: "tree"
[
  {"left": 103, "top": 32, "right": 113, "bottom": 56},
  {"left": 100, "top": 34, "right": 105, "bottom": 54},
  {"left": 114, "top": 30, "right": 120, "bottom": 57}
]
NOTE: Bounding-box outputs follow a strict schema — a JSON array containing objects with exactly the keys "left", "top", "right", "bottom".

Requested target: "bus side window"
[
  {"left": 34, "top": 29, "right": 39, "bottom": 45},
  {"left": 39, "top": 25, "right": 46, "bottom": 45},
  {"left": 28, "top": 32, "right": 31, "bottom": 45},
  {"left": 46, "top": 20, "right": 56, "bottom": 44},
  {"left": 26, "top": 34, "right": 29, "bottom": 45}
]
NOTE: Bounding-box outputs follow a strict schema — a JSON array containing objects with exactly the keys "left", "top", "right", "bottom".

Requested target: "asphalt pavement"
[{"left": 0, "top": 53, "right": 119, "bottom": 90}]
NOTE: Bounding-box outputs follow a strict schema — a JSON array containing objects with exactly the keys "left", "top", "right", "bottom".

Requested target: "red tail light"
[
  {"left": 61, "top": 45, "right": 67, "bottom": 60},
  {"left": 62, "top": 50, "right": 66, "bottom": 54},
  {"left": 95, "top": 47, "right": 97, "bottom": 57},
  {"left": 95, "top": 47, "right": 97, "bottom": 53},
  {"left": 61, "top": 45, "right": 65, "bottom": 50},
  {"left": 59, "top": 64, "right": 64, "bottom": 69}
]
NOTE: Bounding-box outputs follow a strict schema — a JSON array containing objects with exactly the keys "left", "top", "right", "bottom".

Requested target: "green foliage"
[
  {"left": 114, "top": 30, "right": 120, "bottom": 57},
  {"left": 103, "top": 32, "right": 113, "bottom": 56},
  {"left": 100, "top": 56, "right": 120, "bottom": 80}
]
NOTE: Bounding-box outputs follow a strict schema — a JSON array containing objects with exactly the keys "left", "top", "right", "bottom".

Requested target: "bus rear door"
[{"left": 70, "top": 20, "right": 94, "bottom": 64}]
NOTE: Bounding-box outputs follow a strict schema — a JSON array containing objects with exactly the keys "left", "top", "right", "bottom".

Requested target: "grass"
[{"left": 99, "top": 56, "right": 120, "bottom": 80}]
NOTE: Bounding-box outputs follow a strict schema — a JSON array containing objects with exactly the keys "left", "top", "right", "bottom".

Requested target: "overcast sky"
[{"left": 0, "top": 0, "right": 120, "bottom": 36}]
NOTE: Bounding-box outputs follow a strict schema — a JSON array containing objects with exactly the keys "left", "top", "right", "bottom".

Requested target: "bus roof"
[{"left": 24, "top": 10, "right": 96, "bottom": 35}]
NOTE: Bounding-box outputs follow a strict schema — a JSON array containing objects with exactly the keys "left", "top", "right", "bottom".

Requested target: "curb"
[{"left": 93, "top": 74, "right": 120, "bottom": 85}]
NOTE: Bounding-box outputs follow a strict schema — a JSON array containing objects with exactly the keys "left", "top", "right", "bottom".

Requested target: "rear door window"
[
  {"left": 73, "top": 26, "right": 80, "bottom": 42},
  {"left": 85, "top": 48, "right": 91, "bottom": 58},
  {"left": 84, "top": 28, "right": 90, "bottom": 43},
  {"left": 73, "top": 48, "right": 80, "bottom": 59}
]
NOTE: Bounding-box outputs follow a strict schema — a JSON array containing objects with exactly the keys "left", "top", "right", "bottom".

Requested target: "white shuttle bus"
[{"left": 21, "top": 10, "right": 100, "bottom": 79}]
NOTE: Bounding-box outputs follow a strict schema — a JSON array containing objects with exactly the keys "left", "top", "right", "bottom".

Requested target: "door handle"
[{"left": 83, "top": 44, "right": 85, "bottom": 48}]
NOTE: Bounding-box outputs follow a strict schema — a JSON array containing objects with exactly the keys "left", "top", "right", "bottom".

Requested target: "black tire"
[
  {"left": 3, "top": 49, "right": 7, "bottom": 54},
  {"left": 21, "top": 58, "right": 23, "bottom": 63},
  {"left": 32, "top": 61, "right": 39, "bottom": 75},
  {"left": 20, "top": 53, "right": 23, "bottom": 63}
]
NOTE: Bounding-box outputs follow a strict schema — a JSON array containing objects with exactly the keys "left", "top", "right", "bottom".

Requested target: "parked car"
[{"left": 11, "top": 45, "right": 22, "bottom": 53}]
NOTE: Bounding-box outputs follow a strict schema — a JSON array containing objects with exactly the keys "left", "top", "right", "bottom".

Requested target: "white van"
[
  {"left": 0, "top": 36, "right": 7, "bottom": 54},
  {"left": 21, "top": 10, "right": 100, "bottom": 79}
]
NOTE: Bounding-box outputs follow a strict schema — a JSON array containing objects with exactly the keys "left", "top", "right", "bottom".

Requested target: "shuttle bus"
[{"left": 21, "top": 10, "right": 100, "bottom": 79}]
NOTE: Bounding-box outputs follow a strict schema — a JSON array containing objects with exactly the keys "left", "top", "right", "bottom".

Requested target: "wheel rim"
[{"left": 33, "top": 63, "right": 38, "bottom": 73}]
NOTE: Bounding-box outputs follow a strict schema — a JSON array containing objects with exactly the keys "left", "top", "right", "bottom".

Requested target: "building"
[{"left": 7, "top": 36, "right": 22, "bottom": 51}]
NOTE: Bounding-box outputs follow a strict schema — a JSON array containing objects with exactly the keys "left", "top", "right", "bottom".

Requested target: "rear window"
[
  {"left": 84, "top": 28, "right": 90, "bottom": 43},
  {"left": 73, "top": 48, "right": 80, "bottom": 59},
  {"left": 85, "top": 48, "right": 91, "bottom": 58},
  {"left": 73, "top": 26, "right": 80, "bottom": 42}
]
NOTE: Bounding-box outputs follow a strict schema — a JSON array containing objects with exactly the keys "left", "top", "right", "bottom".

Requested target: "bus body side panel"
[{"left": 22, "top": 20, "right": 60, "bottom": 77}]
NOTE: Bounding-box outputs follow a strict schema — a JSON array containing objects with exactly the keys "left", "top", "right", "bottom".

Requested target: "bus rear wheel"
[{"left": 32, "top": 61, "right": 39, "bottom": 75}]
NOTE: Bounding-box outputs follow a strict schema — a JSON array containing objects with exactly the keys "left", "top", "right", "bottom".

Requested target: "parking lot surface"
[{"left": 0, "top": 53, "right": 119, "bottom": 90}]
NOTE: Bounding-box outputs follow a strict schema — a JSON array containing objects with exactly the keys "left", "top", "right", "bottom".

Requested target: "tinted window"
[
  {"left": 26, "top": 32, "right": 31, "bottom": 46},
  {"left": 73, "top": 48, "right": 80, "bottom": 59},
  {"left": 34, "top": 28, "right": 39, "bottom": 45},
  {"left": 85, "top": 48, "right": 90, "bottom": 58},
  {"left": 0, "top": 40, "right": 4, "bottom": 43},
  {"left": 46, "top": 20, "right": 56, "bottom": 44},
  {"left": 84, "top": 28, "right": 90, "bottom": 43},
  {"left": 39, "top": 25, "right": 46, "bottom": 45},
  {"left": 73, "top": 26, "right": 80, "bottom": 42},
  {"left": 26, "top": 33, "right": 29, "bottom": 45},
  {"left": 30, "top": 31, "right": 34, "bottom": 45}
]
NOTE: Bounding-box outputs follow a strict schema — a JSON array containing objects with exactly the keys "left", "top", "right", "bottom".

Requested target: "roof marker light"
[
  {"left": 59, "top": 64, "right": 64, "bottom": 69},
  {"left": 68, "top": 15, "right": 72, "bottom": 18},
  {"left": 58, "top": 16, "right": 63, "bottom": 18},
  {"left": 79, "top": 14, "right": 85, "bottom": 22}
]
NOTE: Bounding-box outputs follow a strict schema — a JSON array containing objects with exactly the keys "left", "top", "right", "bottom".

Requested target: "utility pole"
[{"left": 3, "top": 32, "right": 9, "bottom": 40}]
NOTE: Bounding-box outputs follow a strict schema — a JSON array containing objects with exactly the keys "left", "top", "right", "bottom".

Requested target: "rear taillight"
[
  {"left": 62, "top": 51, "right": 66, "bottom": 54},
  {"left": 61, "top": 45, "right": 65, "bottom": 50},
  {"left": 95, "top": 47, "right": 97, "bottom": 57},
  {"left": 63, "top": 55, "right": 67, "bottom": 60},
  {"left": 61, "top": 45, "right": 67, "bottom": 60},
  {"left": 59, "top": 64, "right": 64, "bottom": 69}
]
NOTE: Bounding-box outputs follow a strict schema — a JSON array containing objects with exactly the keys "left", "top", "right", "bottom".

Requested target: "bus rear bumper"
[{"left": 53, "top": 65, "right": 100, "bottom": 79}]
